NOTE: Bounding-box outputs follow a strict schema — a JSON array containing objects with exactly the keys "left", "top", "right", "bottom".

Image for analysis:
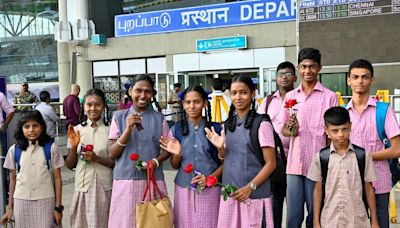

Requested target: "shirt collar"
[
  {"left": 345, "top": 96, "right": 377, "bottom": 111},
  {"left": 272, "top": 90, "right": 281, "bottom": 99},
  {"left": 86, "top": 118, "right": 105, "bottom": 127},
  {"left": 296, "top": 81, "right": 324, "bottom": 93},
  {"left": 128, "top": 105, "right": 151, "bottom": 116},
  {"left": 188, "top": 118, "right": 206, "bottom": 130},
  {"left": 329, "top": 141, "right": 355, "bottom": 154}
]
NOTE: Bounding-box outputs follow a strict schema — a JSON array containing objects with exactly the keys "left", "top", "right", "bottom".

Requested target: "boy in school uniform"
[
  {"left": 345, "top": 59, "right": 400, "bottom": 228},
  {"left": 307, "top": 106, "right": 379, "bottom": 228},
  {"left": 278, "top": 48, "right": 338, "bottom": 228}
]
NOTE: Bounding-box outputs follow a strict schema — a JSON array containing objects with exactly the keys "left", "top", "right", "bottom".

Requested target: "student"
[
  {"left": 208, "top": 78, "right": 232, "bottom": 123},
  {"left": 1, "top": 111, "right": 64, "bottom": 227},
  {"left": 66, "top": 89, "right": 114, "bottom": 228},
  {"left": 277, "top": 48, "right": 338, "bottom": 228},
  {"left": 345, "top": 59, "right": 400, "bottom": 228},
  {"left": 107, "top": 75, "right": 171, "bottom": 227},
  {"left": 35, "top": 91, "right": 58, "bottom": 140},
  {"left": 257, "top": 61, "right": 297, "bottom": 228},
  {"left": 307, "top": 106, "right": 379, "bottom": 228},
  {"left": 205, "top": 75, "right": 276, "bottom": 227},
  {"left": 160, "top": 85, "right": 223, "bottom": 228}
]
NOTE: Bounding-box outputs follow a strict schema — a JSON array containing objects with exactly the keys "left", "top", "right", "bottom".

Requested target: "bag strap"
[
  {"left": 264, "top": 95, "right": 274, "bottom": 114},
  {"left": 14, "top": 145, "right": 22, "bottom": 173},
  {"left": 141, "top": 167, "right": 152, "bottom": 202},
  {"left": 141, "top": 165, "right": 164, "bottom": 202},
  {"left": 376, "top": 101, "right": 390, "bottom": 148},
  {"left": 353, "top": 144, "right": 368, "bottom": 217},
  {"left": 14, "top": 142, "right": 53, "bottom": 172},
  {"left": 319, "top": 145, "right": 330, "bottom": 215}
]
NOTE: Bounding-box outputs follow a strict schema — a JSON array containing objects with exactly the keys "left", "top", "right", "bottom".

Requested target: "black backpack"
[
  {"left": 319, "top": 144, "right": 368, "bottom": 215},
  {"left": 247, "top": 113, "right": 287, "bottom": 192}
]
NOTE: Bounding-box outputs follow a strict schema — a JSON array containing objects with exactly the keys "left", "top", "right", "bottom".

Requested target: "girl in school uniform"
[
  {"left": 107, "top": 75, "right": 171, "bottom": 227},
  {"left": 205, "top": 75, "right": 277, "bottom": 228},
  {"left": 1, "top": 111, "right": 65, "bottom": 227},
  {"left": 160, "top": 85, "right": 222, "bottom": 228},
  {"left": 66, "top": 88, "right": 114, "bottom": 228}
]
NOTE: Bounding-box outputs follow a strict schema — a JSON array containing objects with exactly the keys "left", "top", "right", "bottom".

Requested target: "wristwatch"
[
  {"left": 54, "top": 205, "right": 64, "bottom": 213},
  {"left": 250, "top": 182, "right": 257, "bottom": 191}
]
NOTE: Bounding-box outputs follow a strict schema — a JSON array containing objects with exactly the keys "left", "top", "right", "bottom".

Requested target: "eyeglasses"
[{"left": 277, "top": 72, "right": 295, "bottom": 78}]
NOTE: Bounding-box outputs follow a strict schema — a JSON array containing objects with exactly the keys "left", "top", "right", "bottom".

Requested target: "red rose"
[
  {"left": 284, "top": 99, "right": 297, "bottom": 108},
  {"left": 84, "top": 144, "right": 94, "bottom": 152},
  {"left": 183, "top": 163, "right": 193, "bottom": 173},
  {"left": 206, "top": 176, "right": 218, "bottom": 187},
  {"left": 130, "top": 153, "right": 139, "bottom": 161}
]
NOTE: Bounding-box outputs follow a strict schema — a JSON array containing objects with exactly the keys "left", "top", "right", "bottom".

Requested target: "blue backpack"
[
  {"left": 174, "top": 121, "right": 222, "bottom": 167},
  {"left": 375, "top": 102, "right": 400, "bottom": 185},
  {"left": 14, "top": 142, "right": 53, "bottom": 172}
]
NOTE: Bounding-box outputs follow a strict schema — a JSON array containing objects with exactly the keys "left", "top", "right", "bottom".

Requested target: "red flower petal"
[
  {"left": 206, "top": 176, "right": 218, "bottom": 187},
  {"left": 84, "top": 144, "right": 94, "bottom": 152},
  {"left": 129, "top": 153, "right": 139, "bottom": 161},
  {"left": 183, "top": 163, "right": 193, "bottom": 173}
]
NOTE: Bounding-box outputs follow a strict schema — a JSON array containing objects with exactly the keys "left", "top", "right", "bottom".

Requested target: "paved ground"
[{"left": 61, "top": 165, "right": 400, "bottom": 227}]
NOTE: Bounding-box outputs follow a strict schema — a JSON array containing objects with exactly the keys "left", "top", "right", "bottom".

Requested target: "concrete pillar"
[
  {"left": 57, "top": 0, "right": 70, "bottom": 101},
  {"left": 75, "top": 0, "right": 92, "bottom": 97},
  {"left": 77, "top": 0, "right": 89, "bottom": 20},
  {"left": 57, "top": 43, "right": 70, "bottom": 101},
  {"left": 76, "top": 42, "right": 92, "bottom": 96}
]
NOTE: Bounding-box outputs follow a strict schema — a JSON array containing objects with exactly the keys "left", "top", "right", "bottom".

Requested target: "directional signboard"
[{"left": 196, "top": 35, "right": 247, "bottom": 52}]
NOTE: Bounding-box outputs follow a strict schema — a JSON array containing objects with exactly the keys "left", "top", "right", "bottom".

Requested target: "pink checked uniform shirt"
[
  {"left": 257, "top": 91, "right": 290, "bottom": 156},
  {"left": 277, "top": 81, "right": 338, "bottom": 176},
  {"left": 346, "top": 97, "right": 400, "bottom": 194}
]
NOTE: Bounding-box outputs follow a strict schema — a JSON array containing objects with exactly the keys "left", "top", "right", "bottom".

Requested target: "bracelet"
[
  {"left": 116, "top": 139, "right": 127, "bottom": 147},
  {"left": 152, "top": 158, "right": 160, "bottom": 167},
  {"left": 218, "top": 154, "right": 225, "bottom": 161}
]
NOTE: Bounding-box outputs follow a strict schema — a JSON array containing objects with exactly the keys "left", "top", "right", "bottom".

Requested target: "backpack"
[
  {"left": 319, "top": 144, "right": 368, "bottom": 216},
  {"left": 246, "top": 113, "right": 287, "bottom": 192},
  {"left": 375, "top": 102, "right": 400, "bottom": 185},
  {"left": 14, "top": 142, "right": 53, "bottom": 172},
  {"left": 174, "top": 121, "right": 222, "bottom": 167}
]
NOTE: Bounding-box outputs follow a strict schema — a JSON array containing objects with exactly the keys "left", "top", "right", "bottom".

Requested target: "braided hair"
[
  {"left": 80, "top": 88, "right": 110, "bottom": 126},
  {"left": 226, "top": 75, "right": 257, "bottom": 132},
  {"left": 180, "top": 85, "right": 211, "bottom": 136}
]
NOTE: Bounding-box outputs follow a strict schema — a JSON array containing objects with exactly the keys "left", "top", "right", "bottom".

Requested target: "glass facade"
[
  {"left": 0, "top": 1, "right": 59, "bottom": 102},
  {"left": 0, "top": 1, "right": 58, "bottom": 84}
]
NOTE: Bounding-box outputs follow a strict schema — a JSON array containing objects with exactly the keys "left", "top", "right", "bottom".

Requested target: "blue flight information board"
[{"left": 299, "top": 0, "right": 400, "bottom": 22}]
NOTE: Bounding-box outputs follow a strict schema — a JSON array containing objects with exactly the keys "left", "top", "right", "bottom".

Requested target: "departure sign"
[{"left": 299, "top": 0, "right": 400, "bottom": 22}]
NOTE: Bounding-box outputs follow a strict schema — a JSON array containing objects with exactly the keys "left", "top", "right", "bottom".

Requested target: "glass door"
[{"left": 261, "top": 67, "right": 277, "bottom": 97}]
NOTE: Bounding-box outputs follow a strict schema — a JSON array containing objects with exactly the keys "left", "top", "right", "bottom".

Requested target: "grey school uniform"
[
  {"left": 108, "top": 107, "right": 170, "bottom": 228},
  {"left": 172, "top": 119, "right": 221, "bottom": 228},
  {"left": 223, "top": 116, "right": 272, "bottom": 199}
]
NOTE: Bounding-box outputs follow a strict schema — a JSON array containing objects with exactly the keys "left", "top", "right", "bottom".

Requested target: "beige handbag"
[{"left": 136, "top": 165, "right": 173, "bottom": 228}]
